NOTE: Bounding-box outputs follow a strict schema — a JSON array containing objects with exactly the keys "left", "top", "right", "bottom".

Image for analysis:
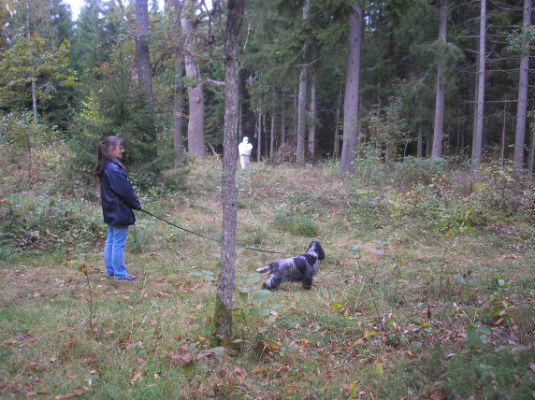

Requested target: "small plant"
[{"left": 273, "top": 210, "right": 319, "bottom": 237}]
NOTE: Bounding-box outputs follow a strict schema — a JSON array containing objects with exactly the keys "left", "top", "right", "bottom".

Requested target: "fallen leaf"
[
  {"left": 170, "top": 353, "right": 193, "bottom": 367},
  {"left": 130, "top": 371, "right": 143, "bottom": 385}
]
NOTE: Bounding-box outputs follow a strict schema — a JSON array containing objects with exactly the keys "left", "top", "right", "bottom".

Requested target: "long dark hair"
[{"left": 94, "top": 136, "right": 126, "bottom": 176}]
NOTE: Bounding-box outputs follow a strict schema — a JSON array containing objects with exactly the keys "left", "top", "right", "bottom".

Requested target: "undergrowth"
[{"left": 0, "top": 145, "right": 534, "bottom": 399}]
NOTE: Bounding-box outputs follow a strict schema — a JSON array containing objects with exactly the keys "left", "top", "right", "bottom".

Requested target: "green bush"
[{"left": 393, "top": 156, "right": 447, "bottom": 187}]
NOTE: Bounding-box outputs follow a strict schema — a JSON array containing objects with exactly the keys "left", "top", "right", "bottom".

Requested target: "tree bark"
[
  {"left": 471, "top": 0, "right": 486, "bottom": 174},
  {"left": 307, "top": 74, "right": 316, "bottom": 160},
  {"left": 134, "top": 0, "right": 153, "bottom": 103},
  {"left": 214, "top": 0, "right": 246, "bottom": 343},
  {"left": 270, "top": 112, "right": 275, "bottom": 160},
  {"left": 182, "top": 1, "right": 205, "bottom": 155},
  {"left": 432, "top": 0, "right": 447, "bottom": 157},
  {"left": 333, "top": 86, "right": 342, "bottom": 160},
  {"left": 25, "top": 0, "right": 37, "bottom": 122},
  {"left": 281, "top": 112, "right": 286, "bottom": 145},
  {"left": 296, "top": 0, "right": 309, "bottom": 167},
  {"left": 256, "top": 108, "right": 262, "bottom": 162},
  {"left": 513, "top": 0, "right": 532, "bottom": 170},
  {"left": 172, "top": 0, "right": 184, "bottom": 167},
  {"left": 340, "top": 3, "right": 362, "bottom": 174}
]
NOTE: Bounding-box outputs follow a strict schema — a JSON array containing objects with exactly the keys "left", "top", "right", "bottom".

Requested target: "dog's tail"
[{"left": 256, "top": 264, "right": 272, "bottom": 273}]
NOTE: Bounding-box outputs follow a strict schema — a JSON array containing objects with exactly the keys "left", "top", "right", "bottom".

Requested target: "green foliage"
[
  {"left": 0, "top": 194, "right": 102, "bottom": 259},
  {"left": 273, "top": 209, "right": 319, "bottom": 237}
]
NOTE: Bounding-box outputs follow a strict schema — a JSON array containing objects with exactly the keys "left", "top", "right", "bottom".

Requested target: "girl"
[{"left": 94, "top": 136, "right": 141, "bottom": 281}]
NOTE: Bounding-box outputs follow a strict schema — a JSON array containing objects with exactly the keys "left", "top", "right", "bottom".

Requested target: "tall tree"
[
  {"left": 181, "top": 0, "right": 205, "bottom": 155},
  {"left": 296, "top": 0, "right": 309, "bottom": 167},
  {"left": 170, "top": 0, "right": 185, "bottom": 167},
  {"left": 471, "top": 0, "right": 486, "bottom": 172},
  {"left": 134, "top": 0, "right": 154, "bottom": 103},
  {"left": 214, "top": 0, "right": 246, "bottom": 343},
  {"left": 340, "top": 3, "right": 362, "bottom": 174},
  {"left": 513, "top": 0, "right": 532, "bottom": 170},
  {"left": 431, "top": 0, "right": 447, "bottom": 157}
]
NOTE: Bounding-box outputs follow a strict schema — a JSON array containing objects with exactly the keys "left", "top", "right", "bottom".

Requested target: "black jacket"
[{"left": 98, "top": 160, "right": 141, "bottom": 226}]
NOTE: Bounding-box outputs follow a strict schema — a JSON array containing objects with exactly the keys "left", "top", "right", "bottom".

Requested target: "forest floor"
[{"left": 1, "top": 152, "right": 535, "bottom": 399}]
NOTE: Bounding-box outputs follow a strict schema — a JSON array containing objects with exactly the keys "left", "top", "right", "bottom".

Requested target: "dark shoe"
[{"left": 114, "top": 274, "right": 137, "bottom": 281}]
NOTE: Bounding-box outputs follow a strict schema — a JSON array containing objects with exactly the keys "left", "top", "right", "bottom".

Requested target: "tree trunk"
[
  {"left": 528, "top": 125, "right": 535, "bottom": 177},
  {"left": 307, "top": 75, "right": 316, "bottom": 160},
  {"left": 513, "top": 0, "right": 532, "bottom": 170},
  {"left": 432, "top": 0, "right": 447, "bottom": 157},
  {"left": 501, "top": 94, "right": 507, "bottom": 166},
  {"left": 340, "top": 3, "right": 362, "bottom": 174},
  {"left": 182, "top": 3, "right": 205, "bottom": 156},
  {"left": 173, "top": 52, "right": 184, "bottom": 167},
  {"left": 296, "top": 0, "right": 309, "bottom": 167},
  {"left": 25, "top": 0, "right": 34, "bottom": 184},
  {"left": 333, "top": 86, "right": 342, "bottom": 160},
  {"left": 270, "top": 113, "right": 275, "bottom": 160},
  {"left": 281, "top": 112, "right": 286, "bottom": 145},
  {"left": 172, "top": 0, "right": 184, "bottom": 167},
  {"left": 134, "top": 0, "right": 153, "bottom": 103},
  {"left": 256, "top": 109, "right": 262, "bottom": 162},
  {"left": 471, "top": 0, "right": 486, "bottom": 173},
  {"left": 25, "top": 0, "right": 37, "bottom": 122},
  {"left": 214, "top": 0, "right": 246, "bottom": 343}
]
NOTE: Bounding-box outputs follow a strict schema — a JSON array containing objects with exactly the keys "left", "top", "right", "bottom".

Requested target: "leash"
[{"left": 137, "top": 208, "right": 288, "bottom": 255}]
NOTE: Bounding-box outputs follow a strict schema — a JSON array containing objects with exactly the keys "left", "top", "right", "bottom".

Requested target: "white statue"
[{"left": 238, "top": 136, "right": 253, "bottom": 169}]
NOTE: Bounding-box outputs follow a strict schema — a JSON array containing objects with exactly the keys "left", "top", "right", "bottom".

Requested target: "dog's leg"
[
  {"left": 263, "top": 274, "right": 282, "bottom": 290},
  {"left": 302, "top": 272, "right": 314, "bottom": 290}
]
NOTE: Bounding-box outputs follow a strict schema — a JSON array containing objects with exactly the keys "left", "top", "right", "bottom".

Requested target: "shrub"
[{"left": 392, "top": 156, "right": 447, "bottom": 187}]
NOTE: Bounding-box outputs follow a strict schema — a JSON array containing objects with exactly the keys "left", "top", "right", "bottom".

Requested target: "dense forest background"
[{"left": 1, "top": 0, "right": 534, "bottom": 185}]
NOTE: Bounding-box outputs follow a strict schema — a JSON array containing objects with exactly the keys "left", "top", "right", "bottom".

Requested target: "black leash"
[{"left": 137, "top": 208, "right": 288, "bottom": 255}]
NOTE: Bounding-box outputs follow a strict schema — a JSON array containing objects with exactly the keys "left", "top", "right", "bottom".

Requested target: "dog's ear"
[{"left": 316, "top": 242, "right": 325, "bottom": 260}]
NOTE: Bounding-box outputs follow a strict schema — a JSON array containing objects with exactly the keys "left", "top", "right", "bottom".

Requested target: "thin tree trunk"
[
  {"left": 256, "top": 108, "right": 262, "bottom": 162},
  {"left": 214, "top": 0, "right": 246, "bottom": 343},
  {"left": 182, "top": 2, "right": 205, "bottom": 155},
  {"left": 296, "top": 0, "right": 309, "bottom": 167},
  {"left": 432, "top": 0, "right": 447, "bottom": 157},
  {"left": 471, "top": 0, "right": 486, "bottom": 174},
  {"left": 333, "top": 87, "right": 342, "bottom": 160},
  {"left": 172, "top": 0, "right": 184, "bottom": 168},
  {"left": 501, "top": 94, "right": 507, "bottom": 167},
  {"left": 340, "top": 3, "right": 362, "bottom": 174},
  {"left": 513, "top": 0, "right": 532, "bottom": 170},
  {"left": 281, "top": 112, "right": 286, "bottom": 145},
  {"left": 270, "top": 113, "right": 275, "bottom": 160},
  {"left": 417, "top": 126, "right": 424, "bottom": 158},
  {"left": 528, "top": 126, "right": 535, "bottom": 177},
  {"left": 307, "top": 75, "right": 316, "bottom": 161},
  {"left": 25, "top": 0, "right": 37, "bottom": 122},
  {"left": 25, "top": 0, "right": 34, "bottom": 183}
]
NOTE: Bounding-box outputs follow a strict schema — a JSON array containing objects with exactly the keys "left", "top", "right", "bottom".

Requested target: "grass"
[{"left": 1, "top": 147, "right": 535, "bottom": 399}]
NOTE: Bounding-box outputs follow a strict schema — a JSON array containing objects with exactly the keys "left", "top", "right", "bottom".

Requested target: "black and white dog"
[{"left": 257, "top": 241, "right": 325, "bottom": 290}]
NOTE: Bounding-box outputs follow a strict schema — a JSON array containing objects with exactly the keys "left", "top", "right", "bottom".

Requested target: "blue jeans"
[{"left": 104, "top": 225, "right": 129, "bottom": 278}]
